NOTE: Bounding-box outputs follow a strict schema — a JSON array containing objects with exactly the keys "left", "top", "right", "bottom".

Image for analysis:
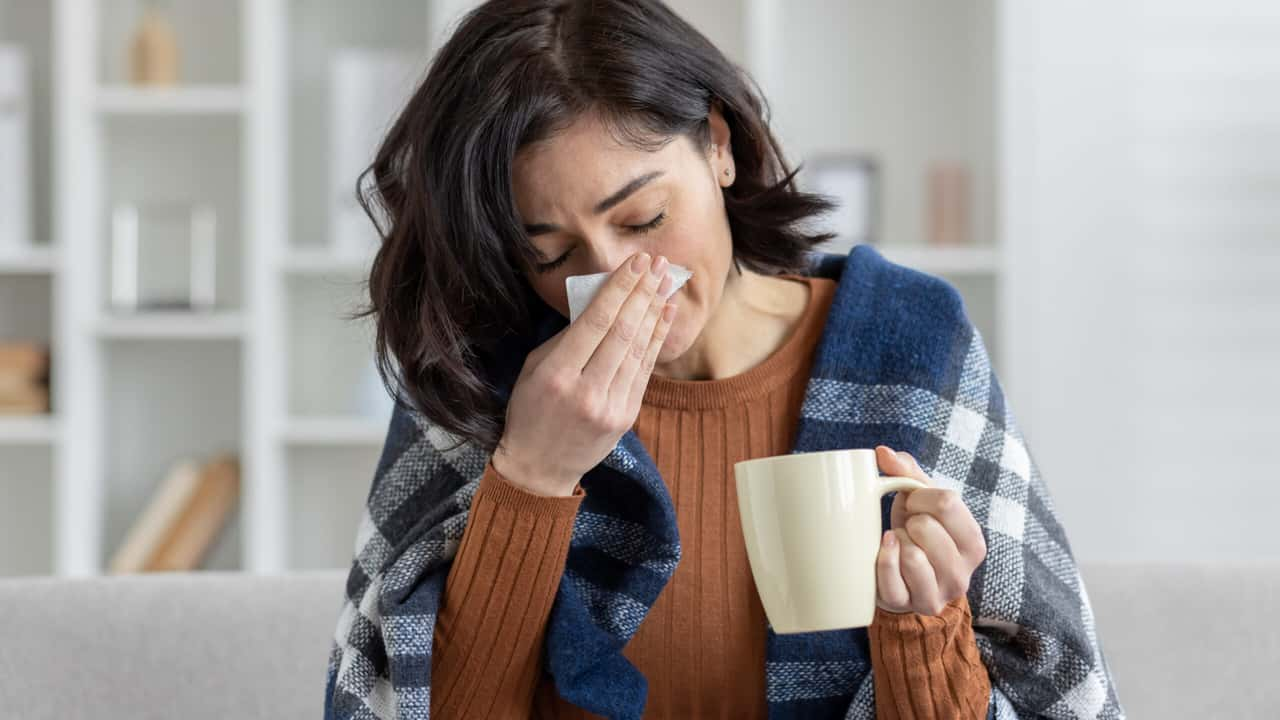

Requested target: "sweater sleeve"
[
  {"left": 868, "top": 594, "right": 992, "bottom": 720},
  {"left": 430, "top": 458, "right": 585, "bottom": 718}
]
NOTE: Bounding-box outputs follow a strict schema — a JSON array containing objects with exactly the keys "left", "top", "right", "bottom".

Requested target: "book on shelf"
[
  {"left": 108, "top": 453, "right": 240, "bottom": 574},
  {"left": 0, "top": 384, "right": 49, "bottom": 414},
  {"left": 0, "top": 342, "right": 50, "bottom": 413}
]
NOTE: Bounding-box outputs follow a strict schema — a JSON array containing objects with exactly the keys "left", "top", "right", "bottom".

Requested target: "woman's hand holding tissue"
[{"left": 492, "top": 251, "right": 679, "bottom": 497}]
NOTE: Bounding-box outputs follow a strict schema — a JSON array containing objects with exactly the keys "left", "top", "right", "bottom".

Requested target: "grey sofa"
[{"left": 0, "top": 562, "right": 1275, "bottom": 718}]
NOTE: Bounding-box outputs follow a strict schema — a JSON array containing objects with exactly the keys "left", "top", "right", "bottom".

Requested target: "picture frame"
[
  {"left": 803, "top": 153, "right": 879, "bottom": 253},
  {"left": 110, "top": 202, "right": 217, "bottom": 312}
]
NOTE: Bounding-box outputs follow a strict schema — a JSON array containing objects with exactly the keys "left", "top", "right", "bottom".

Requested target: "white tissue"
[{"left": 566, "top": 263, "right": 693, "bottom": 323}]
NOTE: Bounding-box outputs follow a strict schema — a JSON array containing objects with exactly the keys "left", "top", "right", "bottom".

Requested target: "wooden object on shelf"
[
  {"left": 0, "top": 386, "right": 49, "bottom": 414},
  {"left": 0, "top": 342, "right": 51, "bottom": 413},
  {"left": 0, "top": 342, "right": 49, "bottom": 381},
  {"left": 108, "top": 453, "right": 240, "bottom": 574},
  {"left": 128, "top": 0, "right": 180, "bottom": 86},
  {"left": 927, "top": 162, "right": 970, "bottom": 246}
]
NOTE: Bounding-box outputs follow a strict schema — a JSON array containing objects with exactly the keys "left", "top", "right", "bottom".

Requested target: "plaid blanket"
[{"left": 322, "top": 244, "right": 1127, "bottom": 719}]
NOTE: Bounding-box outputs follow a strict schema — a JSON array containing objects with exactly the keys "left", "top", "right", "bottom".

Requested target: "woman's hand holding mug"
[
  {"left": 874, "top": 445, "right": 988, "bottom": 616},
  {"left": 493, "top": 251, "right": 678, "bottom": 497}
]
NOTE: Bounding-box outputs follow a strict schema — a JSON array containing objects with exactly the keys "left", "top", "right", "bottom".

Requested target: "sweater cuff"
[
  {"left": 478, "top": 459, "right": 586, "bottom": 519},
  {"left": 868, "top": 593, "right": 992, "bottom": 720},
  {"left": 871, "top": 593, "right": 972, "bottom": 634}
]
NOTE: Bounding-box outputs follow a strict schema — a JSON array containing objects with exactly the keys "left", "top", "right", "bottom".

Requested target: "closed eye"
[{"left": 533, "top": 210, "right": 668, "bottom": 273}]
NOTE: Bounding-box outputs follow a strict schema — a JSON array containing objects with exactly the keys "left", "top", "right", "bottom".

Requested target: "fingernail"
[
  {"left": 651, "top": 255, "right": 668, "bottom": 276},
  {"left": 884, "top": 531, "right": 896, "bottom": 547},
  {"left": 631, "top": 253, "right": 650, "bottom": 274}
]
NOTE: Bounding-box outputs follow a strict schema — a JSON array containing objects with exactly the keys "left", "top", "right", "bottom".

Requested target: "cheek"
[
  {"left": 526, "top": 274, "right": 570, "bottom": 316},
  {"left": 656, "top": 289, "right": 699, "bottom": 357}
]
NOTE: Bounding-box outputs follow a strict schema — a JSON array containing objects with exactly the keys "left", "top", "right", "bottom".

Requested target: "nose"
[{"left": 582, "top": 240, "right": 652, "bottom": 276}]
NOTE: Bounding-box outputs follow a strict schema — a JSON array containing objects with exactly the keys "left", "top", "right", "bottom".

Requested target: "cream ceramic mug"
[{"left": 734, "top": 448, "right": 928, "bottom": 633}]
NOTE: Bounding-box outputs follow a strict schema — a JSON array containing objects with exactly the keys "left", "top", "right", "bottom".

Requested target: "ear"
[{"left": 707, "top": 103, "right": 735, "bottom": 185}]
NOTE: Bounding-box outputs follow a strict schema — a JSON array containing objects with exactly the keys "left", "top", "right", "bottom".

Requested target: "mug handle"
[{"left": 878, "top": 475, "right": 928, "bottom": 497}]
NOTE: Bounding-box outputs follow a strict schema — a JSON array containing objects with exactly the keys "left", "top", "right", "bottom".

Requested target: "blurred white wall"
[{"left": 1003, "top": 0, "right": 1280, "bottom": 562}]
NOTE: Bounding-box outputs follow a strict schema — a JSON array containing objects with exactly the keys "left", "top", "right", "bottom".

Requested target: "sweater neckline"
[{"left": 640, "top": 274, "right": 834, "bottom": 410}]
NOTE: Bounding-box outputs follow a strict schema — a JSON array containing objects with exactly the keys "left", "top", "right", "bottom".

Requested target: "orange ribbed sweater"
[{"left": 430, "top": 275, "right": 992, "bottom": 719}]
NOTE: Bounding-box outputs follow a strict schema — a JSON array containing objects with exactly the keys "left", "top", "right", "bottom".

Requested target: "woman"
[{"left": 323, "top": 1, "right": 1125, "bottom": 719}]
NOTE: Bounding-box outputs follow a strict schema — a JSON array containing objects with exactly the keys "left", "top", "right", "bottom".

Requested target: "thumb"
[{"left": 876, "top": 444, "right": 913, "bottom": 475}]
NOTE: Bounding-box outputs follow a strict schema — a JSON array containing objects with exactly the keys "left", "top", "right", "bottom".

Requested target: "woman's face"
[{"left": 511, "top": 109, "right": 737, "bottom": 366}]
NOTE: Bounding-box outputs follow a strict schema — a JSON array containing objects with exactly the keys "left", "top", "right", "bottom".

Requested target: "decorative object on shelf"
[
  {"left": 110, "top": 202, "right": 217, "bottom": 312},
  {"left": 0, "top": 45, "right": 32, "bottom": 258},
  {"left": 329, "top": 48, "right": 419, "bottom": 259},
  {"left": 0, "top": 342, "right": 50, "bottom": 414},
  {"left": 804, "top": 153, "right": 878, "bottom": 252},
  {"left": 128, "top": 0, "right": 180, "bottom": 86},
  {"left": 108, "top": 453, "right": 240, "bottom": 573},
  {"left": 926, "top": 161, "right": 970, "bottom": 246}
]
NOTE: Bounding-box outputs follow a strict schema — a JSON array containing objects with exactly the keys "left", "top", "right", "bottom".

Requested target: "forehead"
[{"left": 512, "top": 114, "right": 685, "bottom": 213}]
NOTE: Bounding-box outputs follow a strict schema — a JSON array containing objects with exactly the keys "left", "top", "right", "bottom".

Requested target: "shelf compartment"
[
  {"left": 98, "top": 0, "right": 241, "bottom": 86},
  {"left": 101, "top": 114, "right": 243, "bottom": 312},
  {"left": 286, "top": 446, "right": 381, "bottom": 570},
  {"left": 285, "top": 275, "right": 391, "bottom": 419},
  {"left": 101, "top": 342, "right": 242, "bottom": 572},
  {"left": 0, "top": 446, "right": 54, "bottom": 576}
]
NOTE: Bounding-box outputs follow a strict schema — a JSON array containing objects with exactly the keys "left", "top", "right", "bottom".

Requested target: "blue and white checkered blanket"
[{"left": 323, "top": 244, "right": 1127, "bottom": 719}]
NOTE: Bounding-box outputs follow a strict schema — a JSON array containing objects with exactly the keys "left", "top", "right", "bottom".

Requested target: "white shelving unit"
[
  {"left": 2, "top": 0, "right": 1001, "bottom": 578},
  {"left": 2, "top": 0, "right": 450, "bottom": 578},
  {"left": 0, "top": 416, "right": 59, "bottom": 445},
  {"left": 0, "top": 247, "right": 58, "bottom": 275},
  {"left": 95, "top": 84, "right": 246, "bottom": 115}
]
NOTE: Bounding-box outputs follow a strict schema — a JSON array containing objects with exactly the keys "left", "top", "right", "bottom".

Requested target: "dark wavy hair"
[{"left": 352, "top": 0, "right": 837, "bottom": 453}]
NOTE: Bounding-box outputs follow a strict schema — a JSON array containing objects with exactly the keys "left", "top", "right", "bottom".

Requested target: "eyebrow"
[{"left": 523, "top": 170, "right": 665, "bottom": 237}]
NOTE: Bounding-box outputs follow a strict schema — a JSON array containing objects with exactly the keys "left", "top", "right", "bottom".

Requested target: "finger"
[
  {"left": 894, "top": 528, "right": 946, "bottom": 616},
  {"left": 521, "top": 325, "right": 566, "bottom": 376},
  {"left": 889, "top": 486, "right": 908, "bottom": 531},
  {"left": 626, "top": 300, "right": 677, "bottom": 412},
  {"left": 876, "top": 445, "right": 931, "bottom": 484},
  {"left": 903, "top": 512, "right": 968, "bottom": 601},
  {"left": 556, "top": 251, "right": 651, "bottom": 371},
  {"left": 902, "top": 488, "right": 986, "bottom": 562},
  {"left": 580, "top": 255, "right": 667, "bottom": 388},
  {"left": 610, "top": 271, "right": 671, "bottom": 406},
  {"left": 876, "top": 530, "right": 911, "bottom": 612},
  {"left": 878, "top": 445, "right": 930, "bottom": 529}
]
